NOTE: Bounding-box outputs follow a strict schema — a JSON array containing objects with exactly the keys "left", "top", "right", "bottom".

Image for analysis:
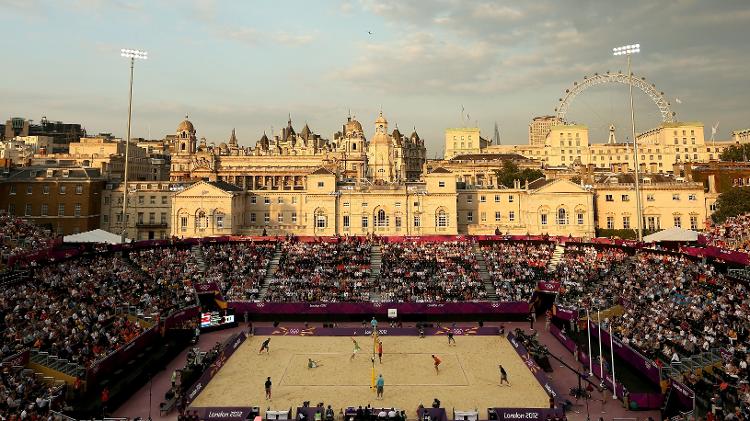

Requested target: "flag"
[{"left": 214, "top": 291, "right": 228, "bottom": 310}]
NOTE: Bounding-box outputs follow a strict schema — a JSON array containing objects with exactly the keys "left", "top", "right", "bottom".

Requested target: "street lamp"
[
  {"left": 613, "top": 44, "right": 643, "bottom": 241},
  {"left": 120, "top": 48, "right": 148, "bottom": 244}
]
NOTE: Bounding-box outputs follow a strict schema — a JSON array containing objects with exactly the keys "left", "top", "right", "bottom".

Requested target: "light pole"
[
  {"left": 120, "top": 48, "right": 148, "bottom": 244},
  {"left": 613, "top": 44, "right": 643, "bottom": 241}
]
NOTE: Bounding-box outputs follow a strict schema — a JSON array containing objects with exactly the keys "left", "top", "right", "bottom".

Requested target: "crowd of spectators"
[
  {"left": 0, "top": 365, "right": 65, "bottom": 419},
  {"left": 705, "top": 213, "right": 750, "bottom": 253},
  {"left": 202, "top": 242, "right": 275, "bottom": 301},
  {"left": 481, "top": 242, "right": 553, "bottom": 301},
  {"left": 0, "top": 213, "right": 55, "bottom": 266},
  {"left": 553, "top": 245, "right": 629, "bottom": 308},
  {"left": 378, "top": 241, "right": 485, "bottom": 302},
  {"left": 264, "top": 238, "right": 372, "bottom": 302},
  {"left": 129, "top": 247, "right": 200, "bottom": 311}
]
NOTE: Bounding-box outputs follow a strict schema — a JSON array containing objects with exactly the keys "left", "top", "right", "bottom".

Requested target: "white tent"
[
  {"left": 63, "top": 229, "right": 128, "bottom": 244},
  {"left": 643, "top": 227, "right": 699, "bottom": 243}
]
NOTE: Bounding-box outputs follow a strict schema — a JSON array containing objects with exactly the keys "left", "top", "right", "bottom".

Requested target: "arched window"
[
  {"left": 196, "top": 211, "right": 208, "bottom": 230},
  {"left": 315, "top": 209, "right": 327, "bottom": 229},
  {"left": 436, "top": 209, "right": 448, "bottom": 228},
  {"left": 557, "top": 208, "right": 569, "bottom": 225},
  {"left": 376, "top": 209, "right": 388, "bottom": 227},
  {"left": 352, "top": 143, "right": 357, "bottom": 151},
  {"left": 181, "top": 143, "right": 186, "bottom": 151}
]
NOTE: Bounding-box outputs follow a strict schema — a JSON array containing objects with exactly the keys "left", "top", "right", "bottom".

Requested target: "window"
[
  {"left": 250, "top": 213, "right": 257, "bottom": 223},
  {"left": 673, "top": 215, "right": 681, "bottom": 228},
  {"left": 59, "top": 185, "right": 66, "bottom": 194},
  {"left": 540, "top": 213, "right": 548, "bottom": 225},
  {"left": 43, "top": 185, "right": 49, "bottom": 195},
  {"left": 149, "top": 195, "right": 156, "bottom": 204},
  {"left": 317, "top": 181, "right": 324, "bottom": 188},
  {"left": 291, "top": 212, "right": 297, "bottom": 223},
  {"left": 480, "top": 212, "right": 487, "bottom": 222},
  {"left": 58, "top": 204, "right": 65, "bottom": 216},
  {"left": 710, "top": 202, "right": 717, "bottom": 212},
  {"left": 646, "top": 194, "right": 655, "bottom": 202},
  {"left": 137, "top": 212, "right": 144, "bottom": 223},
  {"left": 688, "top": 194, "right": 696, "bottom": 201},
  {"left": 264, "top": 213, "right": 270, "bottom": 223},
  {"left": 623, "top": 216, "right": 631, "bottom": 229},
  {"left": 556, "top": 208, "right": 568, "bottom": 225},
  {"left": 413, "top": 201, "right": 419, "bottom": 207},
  {"left": 161, "top": 212, "right": 167, "bottom": 223},
  {"left": 438, "top": 181, "right": 446, "bottom": 188},
  {"left": 508, "top": 195, "right": 514, "bottom": 203},
  {"left": 277, "top": 212, "right": 284, "bottom": 223},
  {"left": 103, "top": 214, "right": 108, "bottom": 223},
  {"left": 138, "top": 195, "right": 144, "bottom": 205},
  {"left": 577, "top": 212, "right": 584, "bottom": 225},
  {"left": 162, "top": 196, "right": 168, "bottom": 205},
  {"left": 343, "top": 202, "right": 350, "bottom": 208},
  {"left": 466, "top": 211, "right": 473, "bottom": 223},
  {"left": 264, "top": 197, "right": 270, "bottom": 205},
  {"left": 278, "top": 197, "right": 284, "bottom": 204},
  {"left": 690, "top": 216, "right": 698, "bottom": 230},
  {"left": 9, "top": 185, "right": 16, "bottom": 195},
  {"left": 466, "top": 196, "right": 473, "bottom": 203},
  {"left": 621, "top": 194, "right": 629, "bottom": 202},
  {"left": 180, "top": 216, "right": 188, "bottom": 231},
  {"left": 343, "top": 215, "right": 350, "bottom": 228},
  {"left": 149, "top": 212, "right": 155, "bottom": 223},
  {"left": 605, "top": 194, "right": 614, "bottom": 202},
  {"left": 376, "top": 209, "right": 388, "bottom": 227},
  {"left": 395, "top": 215, "right": 402, "bottom": 228},
  {"left": 292, "top": 197, "right": 297, "bottom": 204},
  {"left": 361, "top": 216, "right": 368, "bottom": 228},
  {"left": 362, "top": 202, "right": 368, "bottom": 208},
  {"left": 480, "top": 195, "right": 486, "bottom": 203},
  {"left": 606, "top": 216, "right": 614, "bottom": 229},
  {"left": 26, "top": 185, "right": 33, "bottom": 195},
  {"left": 104, "top": 196, "right": 110, "bottom": 205},
  {"left": 251, "top": 196, "right": 257, "bottom": 204},
  {"left": 413, "top": 215, "right": 421, "bottom": 227},
  {"left": 39, "top": 203, "right": 48, "bottom": 216},
  {"left": 672, "top": 194, "right": 680, "bottom": 201},
  {"left": 25, "top": 204, "right": 32, "bottom": 216},
  {"left": 495, "top": 212, "right": 501, "bottom": 222},
  {"left": 509, "top": 211, "right": 515, "bottom": 222},
  {"left": 437, "top": 209, "right": 449, "bottom": 227},
  {"left": 494, "top": 195, "right": 500, "bottom": 203}
]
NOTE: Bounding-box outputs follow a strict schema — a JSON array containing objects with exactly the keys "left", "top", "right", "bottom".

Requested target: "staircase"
[
  {"left": 547, "top": 244, "right": 566, "bottom": 272},
  {"left": 191, "top": 244, "right": 207, "bottom": 274},
  {"left": 369, "top": 244, "right": 383, "bottom": 302},
  {"left": 258, "top": 247, "right": 283, "bottom": 300},
  {"left": 473, "top": 245, "right": 498, "bottom": 300}
]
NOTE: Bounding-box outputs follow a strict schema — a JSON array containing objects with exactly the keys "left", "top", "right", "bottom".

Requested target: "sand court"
[{"left": 191, "top": 335, "right": 550, "bottom": 414}]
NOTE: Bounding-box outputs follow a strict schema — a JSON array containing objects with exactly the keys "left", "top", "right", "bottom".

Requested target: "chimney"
[{"left": 708, "top": 174, "right": 717, "bottom": 194}]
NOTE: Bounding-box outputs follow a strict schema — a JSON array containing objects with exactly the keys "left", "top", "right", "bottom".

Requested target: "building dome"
[
  {"left": 177, "top": 117, "right": 194, "bottom": 133},
  {"left": 375, "top": 111, "right": 387, "bottom": 125},
  {"left": 345, "top": 119, "right": 363, "bottom": 134}
]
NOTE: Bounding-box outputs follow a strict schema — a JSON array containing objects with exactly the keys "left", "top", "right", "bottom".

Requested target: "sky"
[{"left": 1, "top": 0, "right": 749, "bottom": 156}]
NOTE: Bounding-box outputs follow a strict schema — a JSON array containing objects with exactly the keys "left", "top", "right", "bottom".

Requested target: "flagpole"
[
  {"left": 597, "top": 310, "right": 603, "bottom": 375},
  {"left": 610, "top": 322, "right": 617, "bottom": 400},
  {"left": 586, "top": 308, "right": 593, "bottom": 376}
]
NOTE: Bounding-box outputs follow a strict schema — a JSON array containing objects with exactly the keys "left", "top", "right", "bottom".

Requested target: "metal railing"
[{"left": 29, "top": 349, "right": 86, "bottom": 379}]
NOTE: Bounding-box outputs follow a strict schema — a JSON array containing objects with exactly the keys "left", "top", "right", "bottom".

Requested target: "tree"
[
  {"left": 719, "top": 144, "right": 750, "bottom": 162},
  {"left": 712, "top": 187, "right": 750, "bottom": 223},
  {"left": 495, "top": 160, "right": 544, "bottom": 188}
]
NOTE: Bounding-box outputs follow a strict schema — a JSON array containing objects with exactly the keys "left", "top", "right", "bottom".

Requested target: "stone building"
[{"left": 100, "top": 181, "right": 174, "bottom": 241}]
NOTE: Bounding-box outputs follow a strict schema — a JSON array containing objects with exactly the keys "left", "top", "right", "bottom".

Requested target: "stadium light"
[
  {"left": 613, "top": 43, "right": 644, "bottom": 242},
  {"left": 120, "top": 48, "right": 148, "bottom": 244}
]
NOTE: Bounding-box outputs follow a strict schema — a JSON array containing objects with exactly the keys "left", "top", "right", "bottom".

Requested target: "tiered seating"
[
  {"left": 481, "top": 242, "right": 553, "bottom": 301},
  {"left": 202, "top": 242, "right": 276, "bottom": 301}
]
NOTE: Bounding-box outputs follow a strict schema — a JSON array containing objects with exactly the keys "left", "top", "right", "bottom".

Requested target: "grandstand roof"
[{"left": 63, "top": 229, "right": 127, "bottom": 244}]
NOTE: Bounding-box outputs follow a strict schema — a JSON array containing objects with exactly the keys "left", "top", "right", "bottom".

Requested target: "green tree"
[
  {"left": 712, "top": 187, "right": 750, "bottom": 223},
  {"left": 720, "top": 144, "right": 750, "bottom": 162},
  {"left": 495, "top": 160, "right": 544, "bottom": 188}
]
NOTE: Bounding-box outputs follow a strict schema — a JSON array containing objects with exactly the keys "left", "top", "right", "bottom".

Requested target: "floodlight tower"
[
  {"left": 119, "top": 48, "right": 148, "bottom": 244},
  {"left": 613, "top": 44, "right": 643, "bottom": 241}
]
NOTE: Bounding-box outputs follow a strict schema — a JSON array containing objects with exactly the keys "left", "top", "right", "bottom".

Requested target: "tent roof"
[
  {"left": 63, "top": 229, "right": 128, "bottom": 244},
  {"left": 643, "top": 227, "right": 699, "bottom": 243}
]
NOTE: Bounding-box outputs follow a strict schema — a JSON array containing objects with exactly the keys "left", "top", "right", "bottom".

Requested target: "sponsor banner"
[
  {"left": 232, "top": 301, "right": 529, "bottom": 316},
  {"left": 506, "top": 333, "right": 559, "bottom": 403},
  {"left": 1, "top": 350, "right": 30, "bottom": 367},
  {"left": 549, "top": 324, "right": 577, "bottom": 354},
  {"left": 190, "top": 407, "right": 255, "bottom": 421},
  {"left": 551, "top": 305, "right": 578, "bottom": 321},
  {"left": 536, "top": 281, "right": 560, "bottom": 293},
  {"left": 670, "top": 379, "right": 695, "bottom": 410},
  {"left": 681, "top": 245, "right": 750, "bottom": 265},
  {"left": 492, "top": 408, "right": 562, "bottom": 420},
  {"left": 164, "top": 306, "right": 200, "bottom": 330},
  {"left": 253, "top": 326, "right": 499, "bottom": 337},
  {"left": 194, "top": 282, "right": 221, "bottom": 294},
  {"left": 87, "top": 325, "right": 159, "bottom": 384},
  {"left": 185, "top": 331, "right": 248, "bottom": 406}
]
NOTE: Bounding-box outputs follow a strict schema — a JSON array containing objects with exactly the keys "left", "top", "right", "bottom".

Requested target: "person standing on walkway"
[
  {"left": 265, "top": 377, "right": 272, "bottom": 400},
  {"left": 376, "top": 374, "right": 385, "bottom": 399}
]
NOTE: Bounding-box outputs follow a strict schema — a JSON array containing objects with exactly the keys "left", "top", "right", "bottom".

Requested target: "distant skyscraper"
[{"left": 528, "top": 115, "right": 560, "bottom": 146}]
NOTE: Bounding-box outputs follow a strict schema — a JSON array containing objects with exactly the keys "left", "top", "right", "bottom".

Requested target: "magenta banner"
[
  {"left": 552, "top": 305, "right": 578, "bottom": 321},
  {"left": 189, "top": 407, "right": 256, "bottom": 421},
  {"left": 681, "top": 245, "right": 750, "bottom": 265},
  {"left": 506, "top": 333, "right": 559, "bottom": 403},
  {"left": 670, "top": 379, "right": 695, "bottom": 410},
  {"left": 1, "top": 350, "right": 29, "bottom": 367},
  {"left": 537, "top": 280, "right": 561, "bottom": 293},
  {"left": 253, "top": 326, "right": 500, "bottom": 337},
  {"left": 87, "top": 325, "right": 159, "bottom": 384},
  {"left": 231, "top": 301, "right": 529, "bottom": 316},
  {"left": 492, "top": 408, "right": 562, "bottom": 419},
  {"left": 588, "top": 323, "right": 662, "bottom": 387},
  {"left": 186, "top": 331, "right": 248, "bottom": 406}
]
